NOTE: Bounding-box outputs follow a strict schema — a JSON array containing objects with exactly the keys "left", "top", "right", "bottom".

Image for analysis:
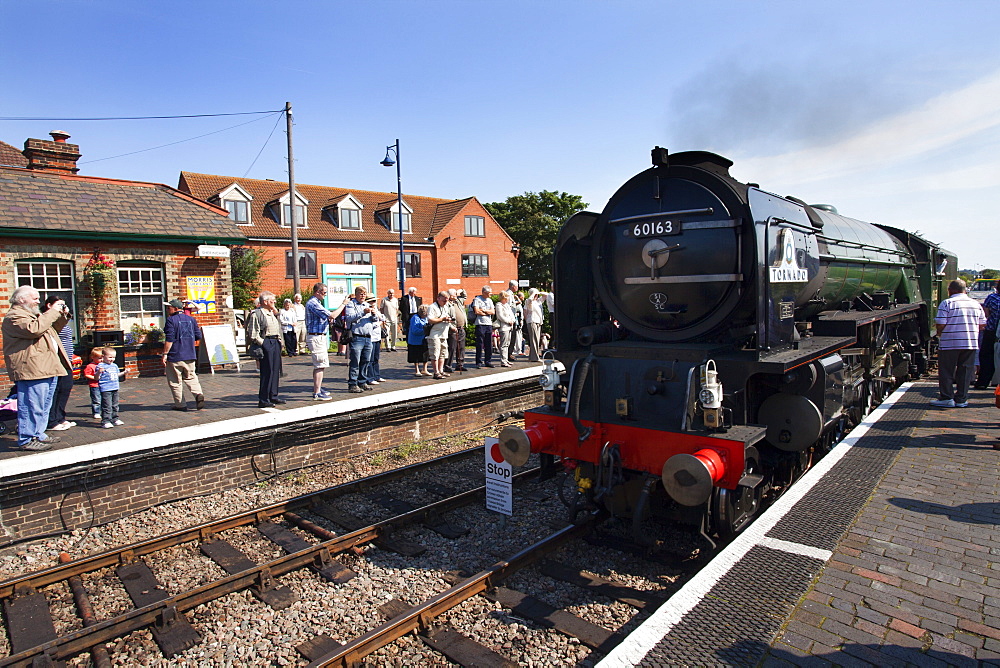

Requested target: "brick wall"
[
  {"left": 251, "top": 201, "right": 518, "bottom": 301},
  {"left": 0, "top": 379, "right": 542, "bottom": 539}
]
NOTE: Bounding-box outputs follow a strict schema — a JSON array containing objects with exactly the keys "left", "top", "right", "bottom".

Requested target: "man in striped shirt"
[{"left": 932, "top": 279, "right": 986, "bottom": 408}]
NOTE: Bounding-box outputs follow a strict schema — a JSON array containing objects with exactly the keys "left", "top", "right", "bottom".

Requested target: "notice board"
[{"left": 198, "top": 324, "right": 241, "bottom": 373}]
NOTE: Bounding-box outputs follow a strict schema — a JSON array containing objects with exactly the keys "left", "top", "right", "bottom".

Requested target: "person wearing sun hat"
[{"left": 161, "top": 298, "right": 205, "bottom": 411}]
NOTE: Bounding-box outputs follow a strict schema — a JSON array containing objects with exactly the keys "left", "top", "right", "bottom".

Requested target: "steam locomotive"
[{"left": 500, "top": 148, "right": 955, "bottom": 542}]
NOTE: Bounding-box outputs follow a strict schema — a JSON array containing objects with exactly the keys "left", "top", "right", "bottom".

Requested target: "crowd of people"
[
  {"left": 246, "top": 282, "right": 553, "bottom": 401},
  {"left": 1, "top": 280, "right": 552, "bottom": 452}
]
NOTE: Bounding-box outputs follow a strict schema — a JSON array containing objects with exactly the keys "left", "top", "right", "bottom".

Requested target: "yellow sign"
[{"left": 186, "top": 276, "right": 217, "bottom": 313}]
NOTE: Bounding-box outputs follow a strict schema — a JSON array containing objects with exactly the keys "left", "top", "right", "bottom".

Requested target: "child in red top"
[{"left": 83, "top": 349, "right": 102, "bottom": 420}]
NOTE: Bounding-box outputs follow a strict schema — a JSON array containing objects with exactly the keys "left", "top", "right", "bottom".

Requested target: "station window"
[
  {"left": 464, "top": 215, "right": 485, "bottom": 237},
  {"left": 118, "top": 264, "right": 165, "bottom": 329},
  {"left": 285, "top": 250, "right": 318, "bottom": 278},
  {"left": 15, "top": 261, "right": 76, "bottom": 317},
  {"left": 344, "top": 251, "right": 371, "bottom": 265},
  {"left": 462, "top": 254, "right": 489, "bottom": 277},
  {"left": 396, "top": 252, "right": 421, "bottom": 278}
]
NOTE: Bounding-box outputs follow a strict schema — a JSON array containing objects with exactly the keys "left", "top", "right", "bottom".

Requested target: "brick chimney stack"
[{"left": 23, "top": 131, "right": 81, "bottom": 174}]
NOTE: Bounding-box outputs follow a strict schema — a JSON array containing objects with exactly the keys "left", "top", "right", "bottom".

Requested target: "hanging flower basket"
[{"left": 83, "top": 250, "right": 116, "bottom": 312}]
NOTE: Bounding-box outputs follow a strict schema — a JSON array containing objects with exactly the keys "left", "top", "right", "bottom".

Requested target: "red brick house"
[
  {"left": 0, "top": 133, "right": 246, "bottom": 388},
  {"left": 177, "top": 172, "right": 518, "bottom": 302}
]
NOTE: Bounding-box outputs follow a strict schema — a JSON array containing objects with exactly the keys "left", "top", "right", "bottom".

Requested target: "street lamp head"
[{"left": 380, "top": 147, "right": 396, "bottom": 167}]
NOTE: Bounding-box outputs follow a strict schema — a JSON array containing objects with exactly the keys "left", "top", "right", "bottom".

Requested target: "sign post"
[{"left": 484, "top": 437, "right": 513, "bottom": 516}]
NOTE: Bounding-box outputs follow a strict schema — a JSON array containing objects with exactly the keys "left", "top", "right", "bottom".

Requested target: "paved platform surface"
[
  {"left": 600, "top": 381, "right": 1000, "bottom": 667},
  {"left": 764, "top": 382, "right": 1000, "bottom": 668},
  {"left": 0, "top": 346, "right": 534, "bottom": 460}
]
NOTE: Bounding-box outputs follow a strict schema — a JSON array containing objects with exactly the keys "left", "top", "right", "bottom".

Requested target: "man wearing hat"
[{"left": 161, "top": 298, "right": 205, "bottom": 411}]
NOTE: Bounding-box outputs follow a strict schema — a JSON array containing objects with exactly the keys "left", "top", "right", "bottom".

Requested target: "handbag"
[
  {"left": 424, "top": 322, "right": 434, "bottom": 337},
  {"left": 247, "top": 343, "right": 264, "bottom": 360}
]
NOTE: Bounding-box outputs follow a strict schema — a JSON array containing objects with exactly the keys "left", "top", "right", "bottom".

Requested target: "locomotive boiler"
[{"left": 500, "top": 148, "right": 955, "bottom": 541}]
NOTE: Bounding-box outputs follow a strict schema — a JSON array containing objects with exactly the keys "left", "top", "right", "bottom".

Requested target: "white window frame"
[
  {"left": 117, "top": 263, "right": 166, "bottom": 332},
  {"left": 15, "top": 260, "right": 77, "bottom": 322},
  {"left": 381, "top": 200, "right": 413, "bottom": 234}
]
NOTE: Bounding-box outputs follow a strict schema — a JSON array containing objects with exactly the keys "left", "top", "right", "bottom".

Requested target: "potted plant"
[{"left": 83, "top": 250, "right": 116, "bottom": 314}]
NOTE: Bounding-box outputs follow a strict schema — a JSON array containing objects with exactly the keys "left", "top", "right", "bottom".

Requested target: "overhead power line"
[
  {"left": 0, "top": 109, "right": 285, "bottom": 121},
  {"left": 80, "top": 112, "right": 284, "bottom": 165}
]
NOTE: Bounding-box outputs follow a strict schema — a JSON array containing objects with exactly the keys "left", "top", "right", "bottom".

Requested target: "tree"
[
  {"left": 230, "top": 245, "right": 271, "bottom": 310},
  {"left": 982, "top": 268, "right": 999, "bottom": 279},
  {"left": 485, "top": 190, "right": 588, "bottom": 288}
]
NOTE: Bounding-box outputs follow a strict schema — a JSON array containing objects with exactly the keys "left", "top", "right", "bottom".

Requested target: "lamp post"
[{"left": 381, "top": 140, "right": 405, "bottom": 294}]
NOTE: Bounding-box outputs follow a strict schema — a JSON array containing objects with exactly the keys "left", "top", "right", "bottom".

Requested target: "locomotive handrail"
[
  {"left": 815, "top": 235, "right": 915, "bottom": 258},
  {"left": 610, "top": 208, "right": 714, "bottom": 224},
  {"left": 624, "top": 273, "right": 742, "bottom": 284},
  {"left": 817, "top": 254, "right": 911, "bottom": 268}
]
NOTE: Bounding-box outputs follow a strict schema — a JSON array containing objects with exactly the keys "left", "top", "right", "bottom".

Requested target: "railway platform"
[
  {"left": 0, "top": 348, "right": 543, "bottom": 542},
  {"left": 600, "top": 381, "right": 1000, "bottom": 667},
  {"left": 0, "top": 348, "right": 535, "bottom": 462}
]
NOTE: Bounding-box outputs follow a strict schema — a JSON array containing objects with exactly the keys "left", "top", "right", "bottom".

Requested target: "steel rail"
[
  {"left": 0, "top": 446, "right": 481, "bottom": 598},
  {"left": 0, "top": 466, "right": 540, "bottom": 665},
  {"left": 307, "top": 513, "right": 599, "bottom": 667}
]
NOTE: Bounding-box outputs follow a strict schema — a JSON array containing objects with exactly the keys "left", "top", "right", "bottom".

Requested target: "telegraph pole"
[{"left": 286, "top": 101, "right": 300, "bottom": 296}]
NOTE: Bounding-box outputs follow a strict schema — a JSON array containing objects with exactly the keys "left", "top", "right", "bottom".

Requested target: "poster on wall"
[
  {"left": 198, "top": 324, "right": 240, "bottom": 373},
  {"left": 186, "top": 276, "right": 217, "bottom": 313},
  {"left": 327, "top": 278, "right": 349, "bottom": 309}
]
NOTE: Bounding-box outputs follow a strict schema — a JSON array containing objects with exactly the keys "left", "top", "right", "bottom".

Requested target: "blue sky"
[{"left": 2, "top": 0, "right": 998, "bottom": 269}]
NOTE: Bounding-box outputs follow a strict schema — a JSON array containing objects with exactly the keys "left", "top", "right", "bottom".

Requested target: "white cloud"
[{"left": 734, "top": 68, "right": 1000, "bottom": 188}]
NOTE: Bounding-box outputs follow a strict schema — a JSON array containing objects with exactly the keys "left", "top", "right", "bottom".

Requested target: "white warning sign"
[{"left": 484, "top": 437, "right": 512, "bottom": 516}]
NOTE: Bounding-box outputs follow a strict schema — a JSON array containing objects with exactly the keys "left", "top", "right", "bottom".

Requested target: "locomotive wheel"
[{"left": 712, "top": 454, "right": 763, "bottom": 541}]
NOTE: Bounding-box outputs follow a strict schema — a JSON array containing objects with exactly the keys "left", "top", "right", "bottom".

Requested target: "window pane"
[
  {"left": 286, "top": 250, "right": 317, "bottom": 277},
  {"left": 341, "top": 208, "right": 360, "bottom": 229},
  {"left": 465, "top": 215, "right": 485, "bottom": 236},
  {"left": 117, "top": 265, "right": 165, "bottom": 327}
]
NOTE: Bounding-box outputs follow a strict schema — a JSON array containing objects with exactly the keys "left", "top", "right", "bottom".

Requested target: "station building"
[
  {"left": 0, "top": 133, "right": 246, "bottom": 391},
  {"left": 177, "top": 172, "right": 519, "bottom": 302}
]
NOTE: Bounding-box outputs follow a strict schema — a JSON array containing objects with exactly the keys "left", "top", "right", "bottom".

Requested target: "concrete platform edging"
[{"left": 0, "top": 366, "right": 541, "bottom": 480}]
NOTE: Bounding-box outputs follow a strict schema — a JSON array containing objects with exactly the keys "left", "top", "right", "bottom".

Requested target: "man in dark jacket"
[
  {"left": 161, "top": 298, "right": 205, "bottom": 411},
  {"left": 2, "top": 285, "right": 71, "bottom": 451},
  {"left": 399, "top": 286, "right": 421, "bottom": 338}
]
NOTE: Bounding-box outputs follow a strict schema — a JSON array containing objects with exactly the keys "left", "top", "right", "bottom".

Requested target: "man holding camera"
[
  {"left": 344, "top": 285, "right": 377, "bottom": 393},
  {"left": 2, "top": 285, "right": 72, "bottom": 451}
]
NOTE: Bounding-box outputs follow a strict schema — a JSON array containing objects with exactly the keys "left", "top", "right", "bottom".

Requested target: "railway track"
[{"left": 0, "top": 446, "right": 685, "bottom": 666}]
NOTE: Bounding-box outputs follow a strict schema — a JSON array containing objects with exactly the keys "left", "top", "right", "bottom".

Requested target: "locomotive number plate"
[{"left": 626, "top": 220, "right": 681, "bottom": 238}]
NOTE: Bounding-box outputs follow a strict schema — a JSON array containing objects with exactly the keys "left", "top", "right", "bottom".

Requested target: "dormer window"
[
  {"left": 225, "top": 200, "right": 248, "bottom": 224},
  {"left": 282, "top": 203, "right": 306, "bottom": 228},
  {"left": 326, "top": 194, "right": 364, "bottom": 231},
  {"left": 217, "top": 183, "right": 253, "bottom": 226},
  {"left": 391, "top": 211, "right": 411, "bottom": 233},
  {"left": 378, "top": 199, "right": 413, "bottom": 233},
  {"left": 340, "top": 208, "right": 361, "bottom": 229},
  {"left": 275, "top": 190, "right": 309, "bottom": 229}
]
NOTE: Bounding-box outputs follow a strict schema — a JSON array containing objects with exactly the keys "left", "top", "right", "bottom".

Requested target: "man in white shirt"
[
  {"left": 931, "top": 279, "right": 986, "bottom": 408},
  {"left": 380, "top": 288, "right": 400, "bottom": 352},
  {"left": 472, "top": 285, "right": 495, "bottom": 368}
]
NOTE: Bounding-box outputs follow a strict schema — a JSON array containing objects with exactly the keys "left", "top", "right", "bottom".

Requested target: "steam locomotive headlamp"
[
  {"left": 661, "top": 448, "right": 726, "bottom": 506},
  {"left": 539, "top": 351, "right": 565, "bottom": 407},
  {"left": 498, "top": 422, "right": 555, "bottom": 468},
  {"left": 700, "top": 360, "right": 723, "bottom": 429},
  {"left": 538, "top": 351, "right": 565, "bottom": 390}
]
